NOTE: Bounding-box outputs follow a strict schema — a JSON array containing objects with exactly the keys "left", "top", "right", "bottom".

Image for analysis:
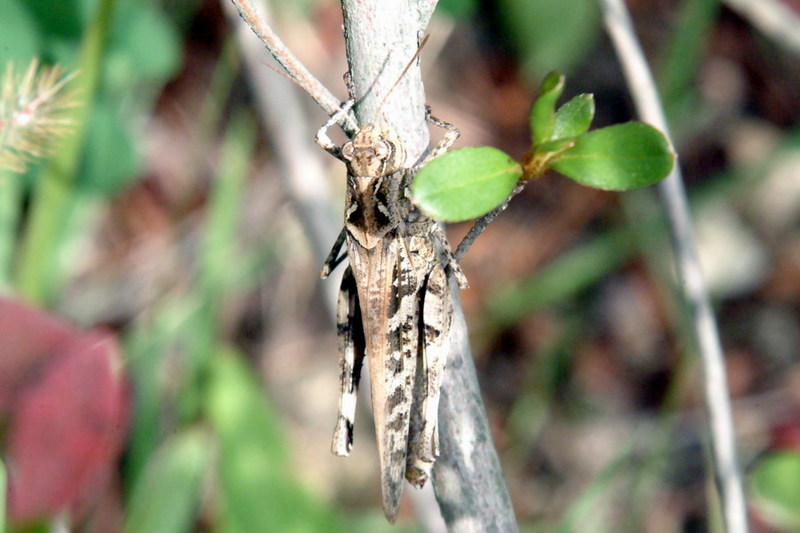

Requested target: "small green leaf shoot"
[
  {"left": 553, "top": 93, "right": 595, "bottom": 139},
  {"left": 529, "top": 71, "right": 565, "bottom": 145}
]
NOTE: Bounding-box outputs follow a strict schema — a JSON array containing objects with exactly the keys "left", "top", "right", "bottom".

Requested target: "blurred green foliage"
[
  {"left": 1, "top": 0, "right": 794, "bottom": 530},
  {"left": 436, "top": 0, "right": 478, "bottom": 20},
  {"left": 498, "top": 0, "right": 601, "bottom": 79},
  {"left": 0, "top": 0, "right": 180, "bottom": 196},
  {"left": 120, "top": 113, "right": 354, "bottom": 532},
  {"left": 124, "top": 428, "right": 213, "bottom": 533},
  {"left": 0, "top": 1, "right": 40, "bottom": 62},
  {"left": 208, "top": 351, "right": 343, "bottom": 533}
]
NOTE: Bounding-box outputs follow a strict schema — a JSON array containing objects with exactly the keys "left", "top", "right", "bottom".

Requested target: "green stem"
[{"left": 15, "top": 0, "right": 115, "bottom": 304}]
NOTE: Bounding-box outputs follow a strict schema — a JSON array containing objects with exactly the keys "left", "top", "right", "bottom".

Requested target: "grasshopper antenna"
[{"left": 374, "top": 34, "right": 430, "bottom": 120}]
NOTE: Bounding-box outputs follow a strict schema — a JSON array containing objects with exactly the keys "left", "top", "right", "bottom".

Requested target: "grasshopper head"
[{"left": 342, "top": 123, "right": 406, "bottom": 178}]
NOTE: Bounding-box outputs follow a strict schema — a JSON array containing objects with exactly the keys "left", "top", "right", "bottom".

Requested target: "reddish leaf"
[
  {"left": 0, "top": 298, "right": 73, "bottom": 411},
  {"left": 6, "top": 331, "right": 129, "bottom": 524}
]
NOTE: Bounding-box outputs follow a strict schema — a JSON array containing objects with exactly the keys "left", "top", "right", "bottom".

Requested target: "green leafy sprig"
[{"left": 412, "top": 72, "right": 675, "bottom": 225}]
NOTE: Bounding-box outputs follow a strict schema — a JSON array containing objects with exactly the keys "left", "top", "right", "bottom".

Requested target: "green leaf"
[
  {"left": 550, "top": 122, "right": 674, "bottom": 190},
  {"left": 208, "top": 351, "right": 340, "bottom": 533},
  {"left": 21, "top": 0, "right": 84, "bottom": 40},
  {"left": 530, "top": 72, "right": 564, "bottom": 145},
  {"left": 750, "top": 451, "right": 800, "bottom": 532},
  {"left": 553, "top": 94, "right": 594, "bottom": 139},
  {"left": 201, "top": 113, "right": 256, "bottom": 305},
  {"left": 125, "top": 428, "right": 212, "bottom": 533},
  {"left": 107, "top": 0, "right": 181, "bottom": 88},
  {"left": 412, "top": 147, "right": 522, "bottom": 222},
  {"left": 660, "top": 0, "right": 721, "bottom": 110}
]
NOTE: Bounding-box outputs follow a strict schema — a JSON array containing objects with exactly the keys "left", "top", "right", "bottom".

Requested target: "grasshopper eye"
[
  {"left": 342, "top": 142, "right": 355, "bottom": 160},
  {"left": 375, "top": 141, "right": 391, "bottom": 159}
]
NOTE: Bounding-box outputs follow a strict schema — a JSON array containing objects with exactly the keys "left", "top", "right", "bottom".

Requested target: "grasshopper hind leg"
[
  {"left": 331, "top": 266, "right": 367, "bottom": 456},
  {"left": 405, "top": 263, "right": 452, "bottom": 487},
  {"left": 418, "top": 263, "right": 451, "bottom": 460}
]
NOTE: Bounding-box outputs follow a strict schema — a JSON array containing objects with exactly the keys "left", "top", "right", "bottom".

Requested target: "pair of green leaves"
[{"left": 412, "top": 72, "right": 676, "bottom": 222}]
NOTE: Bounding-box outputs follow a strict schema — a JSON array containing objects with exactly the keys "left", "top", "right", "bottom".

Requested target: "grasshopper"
[{"left": 317, "top": 69, "right": 466, "bottom": 521}]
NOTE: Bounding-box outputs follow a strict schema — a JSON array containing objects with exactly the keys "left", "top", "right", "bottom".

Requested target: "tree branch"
[
  {"left": 340, "top": 0, "right": 428, "bottom": 152},
  {"left": 434, "top": 283, "right": 519, "bottom": 533}
]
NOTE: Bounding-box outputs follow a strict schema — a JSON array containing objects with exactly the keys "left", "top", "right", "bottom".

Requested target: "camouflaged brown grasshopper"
[{"left": 316, "top": 56, "right": 467, "bottom": 521}]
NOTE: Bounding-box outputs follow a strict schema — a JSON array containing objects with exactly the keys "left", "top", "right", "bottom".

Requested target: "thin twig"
[
  {"left": 228, "top": 0, "right": 357, "bottom": 134},
  {"left": 455, "top": 182, "right": 526, "bottom": 260},
  {"left": 223, "top": 0, "right": 341, "bottom": 311},
  {"left": 598, "top": 1, "right": 749, "bottom": 532}
]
